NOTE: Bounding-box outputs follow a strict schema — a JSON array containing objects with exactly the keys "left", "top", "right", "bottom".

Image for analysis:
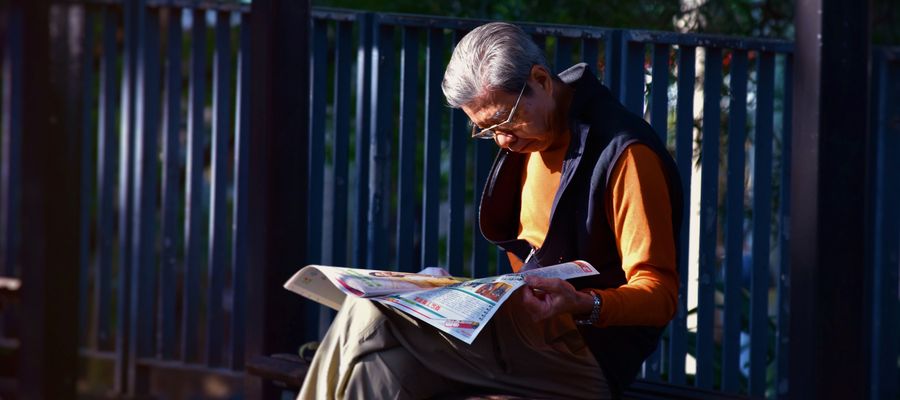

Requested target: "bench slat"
[{"left": 246, "top": 354, "right": 310, "bottom": 388}]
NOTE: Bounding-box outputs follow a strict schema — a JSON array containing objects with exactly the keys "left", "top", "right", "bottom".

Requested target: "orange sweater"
[{"left": 514, "top": 143, "right": 678, "bottom": 327}]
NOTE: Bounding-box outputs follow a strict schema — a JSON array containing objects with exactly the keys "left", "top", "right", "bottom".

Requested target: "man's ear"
[{"left": 530, "top": 64, "right": 554, "bottom": 96}]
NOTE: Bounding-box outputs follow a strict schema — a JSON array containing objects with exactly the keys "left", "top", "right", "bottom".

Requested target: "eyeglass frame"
[{"left": 470, "top": 82, "right": 528, "bottom": 140}]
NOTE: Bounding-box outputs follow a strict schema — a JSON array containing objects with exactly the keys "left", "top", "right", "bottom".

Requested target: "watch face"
[{"left": 575, "top": 294, "right": 601, "bottom": 325}]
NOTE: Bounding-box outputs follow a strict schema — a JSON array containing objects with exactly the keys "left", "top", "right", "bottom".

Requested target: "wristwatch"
[{"left": 574, "top": 291, "right": 601, "bottom": 326}]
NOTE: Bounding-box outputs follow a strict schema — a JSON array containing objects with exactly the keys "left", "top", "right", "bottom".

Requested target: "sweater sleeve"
[{"left": 590, "top": 144, "right": 678, "bottom": 327}]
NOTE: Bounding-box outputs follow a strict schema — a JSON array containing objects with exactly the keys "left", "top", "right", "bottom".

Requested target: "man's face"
[{"left": 462, "top": 73, "right": 558, "bottom": 153}]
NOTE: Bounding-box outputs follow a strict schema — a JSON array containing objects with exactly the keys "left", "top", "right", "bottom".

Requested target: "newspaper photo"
[{"left": 283, "top": 260, "right": 599, "bottom": 344}]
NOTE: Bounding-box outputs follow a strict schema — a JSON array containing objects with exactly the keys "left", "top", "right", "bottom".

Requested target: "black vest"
[{"left": 478, "top": 63, "right": 684, "bottom": 395}]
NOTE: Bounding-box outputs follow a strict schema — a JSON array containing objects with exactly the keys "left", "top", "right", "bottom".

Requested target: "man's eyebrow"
[
  {"left": 469, "top": 108, "right": 512, "bottom": 130},
  {"left": 491, "top": 108, "right": 510, "bottom": 120},
  {"left": 479, "top": 109, "right": 511, "bottom": 126}
]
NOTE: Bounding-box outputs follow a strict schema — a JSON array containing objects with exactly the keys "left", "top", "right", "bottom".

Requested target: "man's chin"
[{"left": 510, "top": 140, "right": 542, "bottom": 153}]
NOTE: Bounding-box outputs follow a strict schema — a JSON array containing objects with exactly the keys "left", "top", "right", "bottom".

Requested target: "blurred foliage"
[
  {"left": 687, "top": 0, "right": 793, "bottom": 38},
  {"left": 314, "top": 0, "right": 899, "bottom": 45}
]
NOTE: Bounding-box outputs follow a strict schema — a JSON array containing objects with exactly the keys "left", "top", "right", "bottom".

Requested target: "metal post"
[
  {"left": 246, "top": 0, "right": 311, "bottom": 398},
  {"left": 789, "top": 0, "right": 871, "bottom": 398},
  {"left": 17, "top": 0, "right": 80, "bottom": 397}
]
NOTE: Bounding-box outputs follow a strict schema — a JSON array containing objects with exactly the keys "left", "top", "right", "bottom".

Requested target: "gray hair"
[{"left": 442, "top": 22, "right": 549, "bottom": 108}]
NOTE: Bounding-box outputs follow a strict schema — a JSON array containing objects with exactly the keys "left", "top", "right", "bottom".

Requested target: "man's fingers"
[
  {"left": 525, "top": 276, "right": 565, "bottom": 292},
  {"left": 520, "top": 287, "right": 550, "bottom": 322},
  {"left": 521, "top": 287, "right": 538, "bottom": 307}
]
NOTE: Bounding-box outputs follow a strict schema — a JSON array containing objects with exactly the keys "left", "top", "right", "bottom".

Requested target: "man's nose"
[{"left": 494, "top": 132, "right": 517, "bottom": 149}]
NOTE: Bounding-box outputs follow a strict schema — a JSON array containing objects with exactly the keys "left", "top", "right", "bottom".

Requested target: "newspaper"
[{"left": 283, "top": 260, "right": 599, "bottom": 344}]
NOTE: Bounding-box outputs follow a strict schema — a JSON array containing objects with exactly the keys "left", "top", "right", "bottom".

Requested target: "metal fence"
[
  {"left": 0, "top": 2, "right": 897, "bottom": 398},
  {"left": 18, "top": 1, "right": 252, "bottom": 395}
]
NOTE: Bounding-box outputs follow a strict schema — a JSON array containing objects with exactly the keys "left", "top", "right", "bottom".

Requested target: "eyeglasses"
[{"left": 471, "top": 82, "right": 527, "bottom": 140}]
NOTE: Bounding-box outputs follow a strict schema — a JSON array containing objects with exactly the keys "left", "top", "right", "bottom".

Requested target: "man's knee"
[
  {"left": 333, "top": 297, "right": 393, "bottom": 343},
  {"left": 343, "top": 346, "right": 450, "bottom": 400}
]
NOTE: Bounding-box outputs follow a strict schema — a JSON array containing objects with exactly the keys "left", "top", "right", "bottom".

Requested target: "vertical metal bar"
[
  {"left": 775, "top": 53, "right": 793, "bottom": 400},
  {"left": 648, "top": 40, "right": 668, "bottom": 381},
  {"left": 78, "top": 8, "right": 96, "bottom": 349},
  {"left": 128, "top": 4, "right": 160, "bottom": 392},
  {"left": 448, "top": 106, "right": 467, "bottom": 277},
  {"left": 472, "top": 140, "right": 493, "bottom": 278},
  {"left": 421, "top": 28, "right": 443, "bottom": 269},
  {"left": 305, "top": 16, "right": 327, "bottom": 342},
  {"left": 206, "top": 10, "right": 232, "bottom": 368},
  {"left": 396, "top": 27, "right": 419, "bottom": 273},
  {"left": 116, "top": 0, "right": 138, "bottom": 391},
  {"left": 308, "top": 18, "right": 326, "bottom": 264},
  {"left": 650, "top": 44, "right": 669, "bottom": 144},
  {"left": 621, "top": 37, "right": 644, "bottom": 116},
  {"left": 696, "top": 45, "right": 721, "bottom": 390},
  {"left": 749, "top": 50, "right": 774, "bottom": 398},
  {"left": 367, "top": 22, "right": 394, "bottom": 269},
  {"left": 3, "top": 0, "right": 20, "bottom": 383},
  {"left": 722, "top": 49, "right": 747, "bottom": 393},
  {"left": 604, "top": 30, "right": 622, "bottom": 99},
  {"left": 315, "top": 18, "right": 350, "bottom": 336},
  {"left": 645, "top": 43, "right": 668, "bottom": 382},
  {"left": 0, "top": 0, "right": 23, "bottom": 344},
  {"left": 868, "top": 50, "right": 884, "bottom": 400},
  {"left": 353, "top": 13, "right": 372, "bottom": 268},
  {"left": 580, "top": 38, "right": 599, "bottom": 74},
  {"left": 870, "top": 50, "right": 900, "bottom": 400},
  {"left": 668, "top": 44, "right": 694, "bottom": 386},
  {"left": 158, "top": 6, "right": 181, "bottom": 361},
  {"left": 94, "top": 6, "right": 118, "bottom": 352},
  {"left": 230, "top": 11, "right": 251, "bottom": 372},
  {"left": 331, "top": 20, "right": 352, "bottom": 267},
  {"left": 554, "top": 36, "right": 573, "bottom": 73},
  {"left": 182, "top": 8, "right": 206, "bottom": 364}
]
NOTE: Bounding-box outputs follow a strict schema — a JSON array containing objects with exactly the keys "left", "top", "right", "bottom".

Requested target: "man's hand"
[
  {"left": 418, "top": 266, "right": 451, "bottom": 277},
  {"left": 521, "top": 276, "right": 596, "bottom": 322}
]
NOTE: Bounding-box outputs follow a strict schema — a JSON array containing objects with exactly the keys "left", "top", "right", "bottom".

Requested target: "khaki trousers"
[{"left": 298, "top": 291, "right": 610, "bottom": 400}]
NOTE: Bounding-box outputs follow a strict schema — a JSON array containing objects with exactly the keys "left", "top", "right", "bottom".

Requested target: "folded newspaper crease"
[{"left": 283, "top": 261, "right": 599, "bottom": 344}]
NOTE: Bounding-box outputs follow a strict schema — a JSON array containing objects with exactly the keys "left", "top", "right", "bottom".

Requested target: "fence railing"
[
  {"left": 870, "top": 46, "right": 900, "bottom": 400},
  {"left": 43, "top": 1, "right": 251, "bottom": 395},
  {"left": 0, "top": 2, "right": 897, "bottom": 399}
]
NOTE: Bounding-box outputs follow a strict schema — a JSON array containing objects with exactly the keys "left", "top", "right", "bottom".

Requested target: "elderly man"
[{"left": 299, "top": 21, "right": 682, "bottom": 400}]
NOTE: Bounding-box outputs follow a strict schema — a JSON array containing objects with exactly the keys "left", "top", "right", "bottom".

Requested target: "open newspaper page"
[
  {"left": 283, "top": 265, "right": 469, "bottom": 310},
  {"left": 371, "top": 274, "right": 524, "bottom": 344},
  {"left": 283, "top": 261, "right": 599, "bottom": 344}
]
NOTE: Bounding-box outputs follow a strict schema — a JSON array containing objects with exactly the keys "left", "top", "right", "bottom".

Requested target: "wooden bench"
[{"left": 247, "top": 354, "right": 751, "bottom": 400}]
